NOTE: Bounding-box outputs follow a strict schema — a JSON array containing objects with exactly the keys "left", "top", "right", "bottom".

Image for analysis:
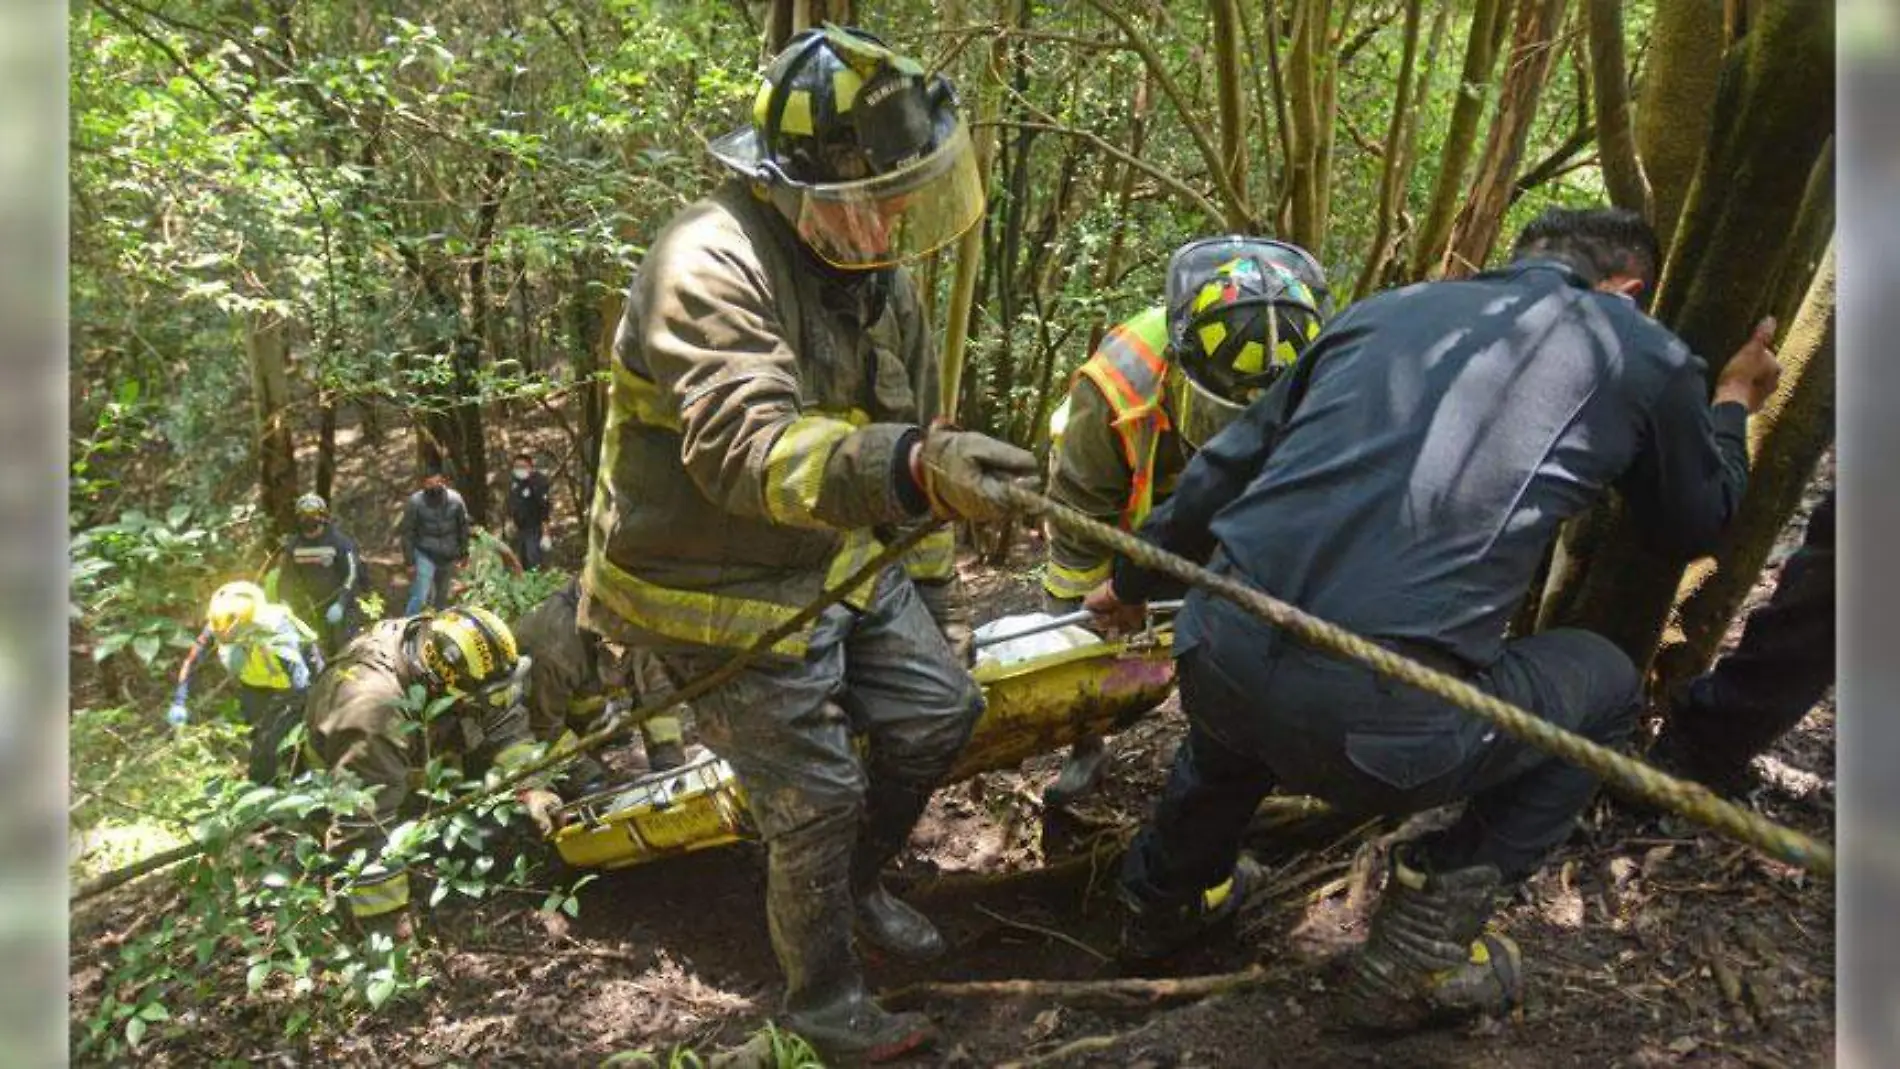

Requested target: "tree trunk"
[
  {"left": 939, "top": 0, "right": 1011, "bottom": 421},
  {"left": 1211, "top": 0, "right": 1250, "bottom": 203},
  {"left": 1351, "top": 0, "right": 1427, "bottom": 302},
  {"left": 246, "top": 311, "right": 298, "bottom": 535},
  {"left": 1439, "top": 0, "right": 1567, "bottom": 278},
  {"left": 1634, "top": 1, "right": 1726, "bottom": 250},
  {"left": 1089, "top": 60, "right": 1157, "bottom": 354},
  {"left": 315, "top": 393, "right": 337, "bottom": 503},
  {"left": 1283, "top": 0, "right": 1329, "bottom": 250},
  {"left": 1585, "top": 0, "right": 1650, "bottom": 217},
  {"left": 1655, "top": 241, "right": 1834, "bottom": 694},
  {"left": 1544, "top": 0, "right": 1836, "bottom": 673},
  {"left": 1409, "top": 0, "right": 1509, "bottom": 279}
]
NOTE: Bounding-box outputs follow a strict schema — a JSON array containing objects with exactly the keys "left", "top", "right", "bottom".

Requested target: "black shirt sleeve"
[
  {"left": 1617, "top": 353, "right": 1750, "bottom": 560},
  {"left": 1112, "top": 359, "right": 1304, "bottom": 603}
]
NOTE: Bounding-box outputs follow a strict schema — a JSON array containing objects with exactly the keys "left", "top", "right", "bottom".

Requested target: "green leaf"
[
  {"left": 247, "top": 960, "right": 272, "bottom": 993},
  {"left": 365, "top": 975, "right": 397, "bottom": 1010},
  {"left": 125, "top": 1017, "right": 146, "bottom": 1048},
  {"left": 132, "top": 634, "right": 161, "bottom": 665},
  {"left": 137, "top": 1002, "right": 169, "bottom": 1022}
]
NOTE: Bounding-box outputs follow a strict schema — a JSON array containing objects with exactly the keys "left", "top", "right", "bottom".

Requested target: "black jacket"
[
  {"left": 506, "top": 471, "right": 552, "bottom": 527},
  {"left": 401, "top": 487, "right": 471, "bottom": 564},
  {"left": 1116, "top": 260, "right": 1751, "bottom": 670},
  {"left": 281, "top": 523, "right": 365, "bottom": 614}
]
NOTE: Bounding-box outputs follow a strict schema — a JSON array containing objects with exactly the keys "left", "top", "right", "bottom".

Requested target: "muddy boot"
[
  {"left": 1340, "top": 843, "right": 1523, "bottom": 1032},
  {"left": 1117, "top": 855, "right": 1260, "bottom": 966},
  {"left": 773, "top": 814, "right": 936, "bottom": 1063},
  {"left": 644, "top": 738, "right": 688, "bottom": 773},
  {"left": 851, "top": 783, "right": 945, "bottom": 962},
  {"left": 1043, "top": 735, "right": 1111, "bottom": 808},
  {"left": 555, "top": 753, "right": 612, "bottom": 799},
  {"left": 642, "top": 712, "right": 690, "bottom": 773}
]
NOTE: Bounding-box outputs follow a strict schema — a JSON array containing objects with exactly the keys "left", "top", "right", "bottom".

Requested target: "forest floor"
[{"left": 69, "top": 420, "right": 1836, "bottom": 1068}]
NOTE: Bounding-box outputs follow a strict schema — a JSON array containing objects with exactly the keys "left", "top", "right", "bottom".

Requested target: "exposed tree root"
[{"left": 881, "top": 963, "right": 1274, "bottom": 1011}]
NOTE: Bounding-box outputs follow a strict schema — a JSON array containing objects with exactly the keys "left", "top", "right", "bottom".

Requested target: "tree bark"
[
  {"left": 1656, "top": 241, "right": 1834, "bottom": 694},
  {"left": 1634, "top": 0, "right": 1726, "bottom": 250},
  {"left": 1544, "top": 0, "right": 1836, "bottom": 672},
  {"left": 1283, "top": 0, "right": 1330, "bottom": 250},
  {"left": 940, "top": 0, "right": 1011, "bottom": 421},
  {"left": 315, "top": 393, "right": 337, "bottom": 503},
  {"left": 1211, "top": 0, "right": 1250, "bottom": 203},
  {"left": 246, "top": 310, "right": 298, "bottom": 536},
  {"left": 1351, "top": 0, "right": 1427, "bottom": 302},
  {"left": 1585, "top": 0, "right": 1650, "bottom": 217},
  {"left": 1439, "top": 0, "right": 1567, "bottom": 279},
  {"left": 1409, "top": 0, "right": 1509, "bottom": 279}
]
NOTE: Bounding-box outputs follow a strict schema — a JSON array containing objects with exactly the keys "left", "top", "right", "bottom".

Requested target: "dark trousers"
[
  {"left": 238, "top": 685, "right": 304, "bottom": 784},
  {"left": 512, "top": 519, "right": 546, "bottom": 570},
  {"left": 1124, "top": 606, "right": 1640, "bottom": 902},
  {"left": 1667, "top": 490, "right": 1836, "bottom": 775}
]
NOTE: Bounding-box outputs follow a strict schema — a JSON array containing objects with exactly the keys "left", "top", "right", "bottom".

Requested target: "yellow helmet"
[
  {"left": 414, "top": 606, "right": 520, "bottom": 706},
  {"left": 207, "top": 581, "right": 267, "bottom": 640}
]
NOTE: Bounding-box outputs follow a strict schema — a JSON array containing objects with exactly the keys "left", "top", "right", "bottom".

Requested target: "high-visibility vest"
[
  {"left": 1065, "top": 306, "right": 1172, "bottom": 531},
  {"left": 218, "top": 603, "right": 314, "bottom": 690}
]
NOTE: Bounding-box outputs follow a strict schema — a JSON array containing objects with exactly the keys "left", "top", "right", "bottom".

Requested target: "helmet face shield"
[
  {"left": 1170, "top": 367, "right": 1248, "bottom": 452},
  {"left": 744, "top": 119, "right": 983, "bottom": 270}
]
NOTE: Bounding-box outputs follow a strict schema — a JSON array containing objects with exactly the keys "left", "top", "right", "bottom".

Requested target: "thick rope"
[{"left": 992, "top": 479, "right": 1834, "bottom": 878}]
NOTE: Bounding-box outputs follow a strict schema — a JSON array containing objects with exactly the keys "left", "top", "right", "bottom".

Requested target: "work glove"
[
  {"left": 915, "top": 579, "right": 975, "bottom": 666},
  {"left": 325, "top": 602, "right": 344, "bottom": 626},
  {"left": 166, "top": 702, "right": 189, "bottom": 728},
  {"left": 517, "top": 788, "right": 566, "bottom": 838},
  {"left": 915, "top": 423, "right": 1039, "bottom": 523}
]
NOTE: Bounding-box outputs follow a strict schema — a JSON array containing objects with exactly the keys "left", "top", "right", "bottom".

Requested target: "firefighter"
[
  {"left": 169, "top": 580, "right": 321, "bottom": 783},
  {"left": 577, "top": 26, "right": 1037, "bottom": 1062},
  {"left": 512, "top": 578, "right": 688, "bottom": 793},
  {"left": 300, "top": 605, "right": 565, "bottom": 927},
  {"left": 1090, "top": 207, "right": 1781, "bottom": 1031},
  {"left": 1039, "top": 236, "right": 1331, "bottom": 806},
  {"left": 276, "top": 493, "right": 368, "bottom": 656}
]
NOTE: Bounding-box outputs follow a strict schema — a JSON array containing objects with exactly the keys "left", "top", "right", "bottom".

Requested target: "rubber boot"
[
  {"left": 1340, "top": 843, "right": 1523, "bottom": 1032},
  {"left": 773, "top": 811, "right": 936, "bottom": 1063},
  {"left": 1043, "top": 735, "right": 1111, "bottom": 808},
  {"left": 555, "top": 753, "right": 612, "bottom": 800},
  {"left": 851, "top": 782, "right": 946, "bottom": 961},
  {"left": 1117, "top": 855, "right": 1260, "bottom": 966},
  {"left": 642, "top": 713, "right": 690, "bottom": 773}
]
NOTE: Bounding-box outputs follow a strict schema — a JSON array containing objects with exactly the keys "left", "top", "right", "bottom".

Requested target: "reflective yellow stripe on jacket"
[
  {"left": 1044, "top": 557, "right": 1112, "bottom": 602},
  {"left": 902, "top": 527, "right": 956, "bottom": 583}
]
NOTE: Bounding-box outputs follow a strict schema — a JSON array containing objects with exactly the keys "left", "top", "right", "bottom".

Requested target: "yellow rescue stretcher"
[{"left": 551, "top": 607, "right": 1179, "bottom": 871}]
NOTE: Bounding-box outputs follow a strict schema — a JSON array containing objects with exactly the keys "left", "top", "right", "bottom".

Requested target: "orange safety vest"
[{"left": 1071, "top": 306, "right": 1172, "bottom": 531}]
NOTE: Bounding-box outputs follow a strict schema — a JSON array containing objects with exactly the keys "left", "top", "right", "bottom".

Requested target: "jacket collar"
[{"left": 1477, "top": 257, "right": 1595, "bottom": 290}]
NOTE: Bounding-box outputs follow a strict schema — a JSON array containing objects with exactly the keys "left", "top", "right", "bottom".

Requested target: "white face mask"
[{"left": 513, "top": 467, "right": 531, "bottom": 480}]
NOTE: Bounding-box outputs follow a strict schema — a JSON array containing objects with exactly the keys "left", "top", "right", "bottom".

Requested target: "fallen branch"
[
  {"left": 881, "top": 963, "right": 1271, "bottom": 1011},
  {"left": 73, "top": 840, "right": 204, "bottom": 903},
  {"left": 975, "top": 903, "right": 1110, "bottom": 962}
]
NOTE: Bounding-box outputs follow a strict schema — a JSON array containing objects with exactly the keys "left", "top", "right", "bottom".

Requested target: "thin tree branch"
[
  {"left": 1081, "top": 0, "right": 1258, "bottom": 229},
  {"left": 977, "top": 119, "right": 1226, "bottom": 229}
]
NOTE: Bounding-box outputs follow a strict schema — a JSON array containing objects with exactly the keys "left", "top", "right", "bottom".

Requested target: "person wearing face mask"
[
  {"left": 298, "top": 605, "right": 564, "bottom": 931},
  {"left": 1038, "top": 236, "right": 1331, "bottom": 808},
  {"left": 401, "top": 465, "right": 471, "bottom": 615},
  {"left": 1089, "top": 207, "right": 1782, "bottom": 1031},
  {"left": 505, "top": 452, "right": 554, "bottom": 570},
  {"left": 276, "top": 493, "right": 368, "bottom": 656}
]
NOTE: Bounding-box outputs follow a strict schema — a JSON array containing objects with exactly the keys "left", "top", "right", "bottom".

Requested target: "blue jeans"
[{"left": 404, "top": 554, "right": 456, "bottom": 615}]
